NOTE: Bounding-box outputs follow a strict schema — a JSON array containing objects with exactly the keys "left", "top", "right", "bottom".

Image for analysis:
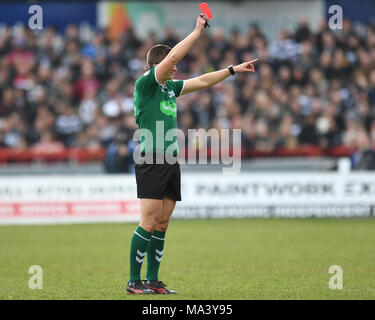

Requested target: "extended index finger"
[{"left": 249, "top": 58, "right": 259, "bottom": 64}]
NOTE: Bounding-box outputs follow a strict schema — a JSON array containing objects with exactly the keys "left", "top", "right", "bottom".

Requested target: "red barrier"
[
  {"left": 326, "top": 145, "right": 356, "bottom": 157},
  {"left": 0, "top": 145, "right": 355, "bottom": 166},
  {"left": 0, "top": 147, "right": 106, "bottom": 165}
]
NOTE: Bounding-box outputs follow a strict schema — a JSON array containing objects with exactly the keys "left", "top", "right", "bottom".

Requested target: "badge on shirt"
[{"left": 161, "top": 84, "right": 168, "bottom": 92}]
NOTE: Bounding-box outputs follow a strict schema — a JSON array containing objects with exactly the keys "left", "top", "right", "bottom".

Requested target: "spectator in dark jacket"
[{"left": 352, "top": 130, "right": 375, "bottom": 170}]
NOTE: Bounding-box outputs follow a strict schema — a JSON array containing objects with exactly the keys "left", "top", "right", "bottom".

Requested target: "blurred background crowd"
[{"left": 1, "top": 18, "right": 375, "bottom": 171}]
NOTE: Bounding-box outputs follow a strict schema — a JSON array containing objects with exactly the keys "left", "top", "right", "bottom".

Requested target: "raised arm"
[
  {"left": 181, "top": 59, "right": 259, "bottom": 95},
  {"left": 155, "top": 15, "right": 208, "bottom": 84}
]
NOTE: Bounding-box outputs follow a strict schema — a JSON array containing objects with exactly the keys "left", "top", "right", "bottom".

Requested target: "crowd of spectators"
[{"left": 1, "top": 18, "right": 375, "bottom": 171}]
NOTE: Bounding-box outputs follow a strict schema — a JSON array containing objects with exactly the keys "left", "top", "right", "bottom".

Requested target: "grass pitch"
[{"left": 0, "top": 218, "right": 374, "bottom": 300}]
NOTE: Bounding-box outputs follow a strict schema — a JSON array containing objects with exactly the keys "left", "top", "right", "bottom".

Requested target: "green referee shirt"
[{"left": 133, "top": 66, "right": 185, "bottom": 155}]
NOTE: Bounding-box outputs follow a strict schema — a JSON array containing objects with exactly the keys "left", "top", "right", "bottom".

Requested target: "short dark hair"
[{"left": 146, "top": 44, "right": 172, "bottom": 69}]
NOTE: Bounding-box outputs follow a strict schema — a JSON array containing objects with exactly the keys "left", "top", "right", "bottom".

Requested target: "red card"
[{"left": 199, "top": 2, "right": 213, "bottom": 19}]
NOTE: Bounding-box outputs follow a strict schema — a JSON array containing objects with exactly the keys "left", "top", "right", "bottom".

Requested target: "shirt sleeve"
[{"left": 169, "top": 79, "right": 185, "bottom": 98}]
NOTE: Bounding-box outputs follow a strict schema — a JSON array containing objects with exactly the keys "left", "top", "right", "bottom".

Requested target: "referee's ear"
[{"left": 146, "top": 44, "right": 171, "bottom": 69}]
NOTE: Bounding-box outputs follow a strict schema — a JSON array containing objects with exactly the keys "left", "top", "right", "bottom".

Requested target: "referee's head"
[{"left": 146, "top": 44, "right": 172, "bottom": 69}]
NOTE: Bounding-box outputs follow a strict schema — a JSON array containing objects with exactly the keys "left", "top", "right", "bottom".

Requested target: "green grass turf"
[{"left": 0, "top": 218, "right": 374, "bottom": 300}]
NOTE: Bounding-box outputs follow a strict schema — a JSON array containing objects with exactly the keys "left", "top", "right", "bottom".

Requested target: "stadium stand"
[{"left": 0, "top": 19, "right": 375, "bottom": 171}]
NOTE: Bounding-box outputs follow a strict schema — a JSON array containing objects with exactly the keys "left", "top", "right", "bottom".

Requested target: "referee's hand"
[
  {"left": 233, "top": 59, "right": 259, "bottom": 73},
  {"left": 195, "top": 14, "right": 209, "bottom": 34}
]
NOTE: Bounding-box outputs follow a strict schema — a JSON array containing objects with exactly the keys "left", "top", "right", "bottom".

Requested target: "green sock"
[
  {"left": 146, "top": 230, "right": 166, "bottom": 282},
  {"left": 129, "top": 226, "right": 151, "bottom": 282}
]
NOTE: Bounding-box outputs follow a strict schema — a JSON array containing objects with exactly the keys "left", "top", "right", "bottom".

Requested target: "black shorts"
[{"left": 135, "top": 161, "right": 181, "bottom": 201}]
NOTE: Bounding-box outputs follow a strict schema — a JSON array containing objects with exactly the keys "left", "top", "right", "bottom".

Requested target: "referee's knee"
[
  {"left": 156, "top": 218, "right": 170, "bottom": 232},
  {"left": 140, "top": 217, "right": 158, "bottom": 233}
]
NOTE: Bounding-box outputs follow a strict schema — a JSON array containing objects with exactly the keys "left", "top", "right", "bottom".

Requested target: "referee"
[{"left": 127, "top": 14, "right": 258, "bottom": 294}]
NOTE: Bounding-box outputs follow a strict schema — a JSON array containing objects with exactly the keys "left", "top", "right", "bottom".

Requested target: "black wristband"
[{"left": 228, "top": 65, "right": 235, "bottom": 76}]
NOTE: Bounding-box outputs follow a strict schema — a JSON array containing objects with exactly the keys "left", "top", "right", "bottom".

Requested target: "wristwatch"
[{"left": 228, "top": 65, "right": 235, "bottom": 76}]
